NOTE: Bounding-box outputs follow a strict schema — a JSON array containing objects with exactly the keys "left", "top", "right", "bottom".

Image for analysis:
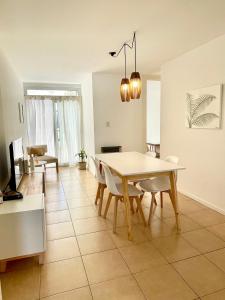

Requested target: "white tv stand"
[{"left": 0, "top": 171, "right": 46, "bottom": 272}]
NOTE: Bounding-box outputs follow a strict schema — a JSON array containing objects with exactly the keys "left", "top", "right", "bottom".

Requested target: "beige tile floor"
[{"left": 1, "top": 167, "right": 225, "bottom": 299}]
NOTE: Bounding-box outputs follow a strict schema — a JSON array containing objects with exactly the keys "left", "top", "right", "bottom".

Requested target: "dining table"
[{"left": 95, "top": 151, "right": 185, "bottom": 240}]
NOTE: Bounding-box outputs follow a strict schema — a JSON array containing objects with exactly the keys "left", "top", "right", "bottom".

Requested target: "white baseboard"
[{"left": 178, "top": 189, "right": 225, "bottom": 216}]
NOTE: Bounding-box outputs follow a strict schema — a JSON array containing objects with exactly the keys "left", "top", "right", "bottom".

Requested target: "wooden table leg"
[
  {"left": 122, "top": 177, "right": 132, "bottom": 240},
  {"left": 169, "top": 171, "right": 180, "bottom": 231},
  {"left": 39, "top": 253, "right": 44, "bottom": 265}
]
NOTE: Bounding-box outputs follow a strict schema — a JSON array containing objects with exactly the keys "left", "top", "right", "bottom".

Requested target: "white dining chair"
[
  {"left": 139, "top": 155, "right": 179, "bottom": 224},
  {"left": 102, "top": 163, "right": 146, "bottom": 233},
  {"left": 91, "top": 157, "right": 107, "bottom": 216},
  {"left": 146, "top": 151, "right": 157, "bottom": 158},
  {"left": 132, "top": 151, "right": 157, "bottom": 185},
  {"left": 91, "top": 156, "right": 122, "bottom": 216},
  {"left": 131, "top": 151, "right": 157, "bottom": 207}
]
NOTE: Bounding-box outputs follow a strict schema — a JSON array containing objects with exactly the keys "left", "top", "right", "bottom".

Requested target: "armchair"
[{"left": 27, "top": 145, "right": 59, "bottom": 172}]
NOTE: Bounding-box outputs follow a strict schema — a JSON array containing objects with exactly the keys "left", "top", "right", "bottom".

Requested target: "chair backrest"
[
  {"left": 165, "top": 155, "right": 179, "bottom": 164},
  {"left": 91, "top": 157, "right": 105, "bottom": 184},
  {"left": 102, "top": 163, "right": 120, "bottom": 196},
  {"left": 146, "top": 151, "right": 156, "bottom": 158},
  {"left": 27, "top": 145, "right": 47, "bottom": 156}
]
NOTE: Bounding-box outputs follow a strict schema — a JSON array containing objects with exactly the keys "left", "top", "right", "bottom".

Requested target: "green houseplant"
[{"left": 76, "top": 149, "right": 87, "bottom": 170}]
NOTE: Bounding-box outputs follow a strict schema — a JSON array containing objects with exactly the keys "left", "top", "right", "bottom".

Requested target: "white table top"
[{"left": 95, "top": 152, "right": 185, "bottom": 176}]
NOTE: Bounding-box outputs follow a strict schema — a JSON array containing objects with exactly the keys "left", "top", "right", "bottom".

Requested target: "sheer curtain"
[
  {"left": 56, "top": 99, "right": 81, "bottom": 165},
  {"left": 25, "top": 96, "right": 81, "bottom": 166},
  {"left": 25, "top": 97, "right": 55, "bottom": 156}
]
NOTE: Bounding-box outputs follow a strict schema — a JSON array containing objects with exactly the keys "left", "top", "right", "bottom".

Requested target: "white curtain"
[
  {"left": 25, "top": 96, "right": 81, "bottom": 166},
  {"left": 26, "top": 97, "right": 55, "bottom": 156},
  {"left": 56, "top": 99, "right": 81, "bottom": 165}
]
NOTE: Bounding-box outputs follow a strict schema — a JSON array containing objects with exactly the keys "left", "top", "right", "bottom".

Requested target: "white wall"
[
  {"left": 0, "top": 49, "right": 25, "bottom": 189},
  {"left": 92, "top": 73, "right": 157, "bottom": 154},
  {"left": 146, "top": 80, "right": 161, "bottom": 144},
  {"left": 80, "top": 74, "right": 95, "bottom": 173},
  {"left": 161, "top": 34, "right": 225, "bottom": 213}
]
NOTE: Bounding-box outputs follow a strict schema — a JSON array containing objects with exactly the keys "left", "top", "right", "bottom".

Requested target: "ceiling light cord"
[
  {"left": 109, "top": 32, "right": 136, "bottom": 58},
  {"left": 134, "top": 32, "right": 137, "bottom": 72},
  {"left": 124, "top": 44, "right": 127, "bottom": 78},
  {"left": 110, "top": 31, "right": 141, "bottom": 101}
]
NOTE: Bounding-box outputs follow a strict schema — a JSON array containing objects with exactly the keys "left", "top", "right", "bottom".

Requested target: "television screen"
[{"left": 9, "top": 138, "right": 24, "bottom": 191}]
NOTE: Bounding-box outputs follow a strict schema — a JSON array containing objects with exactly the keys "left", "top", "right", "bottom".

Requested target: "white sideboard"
[
  {"left": 0, "top": 171, "right": 46, "bottom": 272},
  {"left": 0, "top": 193, "right": 46, "bottom": 271}
]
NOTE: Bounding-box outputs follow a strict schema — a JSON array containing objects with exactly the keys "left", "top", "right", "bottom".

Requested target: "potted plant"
[{"left": 76, "top": 149, "right": 87, "bottom": 170}]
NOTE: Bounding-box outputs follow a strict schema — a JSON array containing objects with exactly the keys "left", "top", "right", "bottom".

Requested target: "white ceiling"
[{"left": 1, "top": 0, "right": 225, "bottom": 82}]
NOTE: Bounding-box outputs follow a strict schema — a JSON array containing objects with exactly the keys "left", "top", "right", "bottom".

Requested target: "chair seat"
[
  {"left": 116, "top": 183, "right": 143, "bottom": 197},
  {"left": 139, "top": 176, "right": 170, "bottom": 193},
  {"left": 99, "top": 175, "right": 121, "bottom": 185},
  {"left": 130, "top": 178, "right": 150, "bottom": 184},
  {"left": 36, "top": 155, "right": 58, "bottom": 164}
]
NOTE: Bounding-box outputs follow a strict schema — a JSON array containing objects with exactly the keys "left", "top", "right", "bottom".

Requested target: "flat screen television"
[{"left": 9, "top": 137, "right": 24, "bottom": 191}]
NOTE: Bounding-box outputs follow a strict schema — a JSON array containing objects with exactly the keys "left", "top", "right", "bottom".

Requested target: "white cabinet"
[{"left": 0, "top": 194, "right": 45, "bottom": 271}]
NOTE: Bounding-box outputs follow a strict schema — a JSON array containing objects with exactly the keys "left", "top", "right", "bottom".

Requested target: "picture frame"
[{"left": 185, "top": 84, "right": 222, "bottom": 129}]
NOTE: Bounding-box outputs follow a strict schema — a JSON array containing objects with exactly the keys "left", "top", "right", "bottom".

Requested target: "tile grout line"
[
  {"left": 197, "top": 287, "right": 225, "bottom": 298},
  {"left": 43, "top": 169, "right": 225, "bottom": 299},
  {"left": 169, "top": 259, "right": 200, "bottom": 298},
  {"left": 62, "top": 171, "right": 147, "bottom": 298},
  {"left": 117, "top": 252, "right": 148, "bottom": 300},
  {"left": 43, "top": 171, "right": 90, "bottom": 299},
  {"left": 60, "top": 174, "right": 94, "bottom": 300},
  {"left": 40, "top": 285, "right": 90, "bottom": 299}
]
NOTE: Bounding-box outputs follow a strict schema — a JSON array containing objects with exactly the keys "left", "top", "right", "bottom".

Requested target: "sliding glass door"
[
  {"left": 53, "top": 99, "right": 81, "bottom": 165},
  {"left": 25, "top": 94, "right": 81, "bottom": 166}
]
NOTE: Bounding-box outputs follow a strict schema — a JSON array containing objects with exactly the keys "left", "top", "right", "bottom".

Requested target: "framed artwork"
[
  {"left": 18, "top": 103, "right": 24, "bottom": 123},
  {"left": 185, "top": 84, "right": 222, "bottom": 129}
]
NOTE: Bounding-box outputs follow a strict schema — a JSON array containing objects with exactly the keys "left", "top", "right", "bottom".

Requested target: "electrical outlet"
[{"left": 106, "top": 121, "right": 110, "bottom": 127}]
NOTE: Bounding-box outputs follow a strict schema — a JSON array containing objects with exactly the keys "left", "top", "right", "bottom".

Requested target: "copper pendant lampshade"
[
  {"left": 130, "top": 71, "right": 141, "bottom": 99},
  {"left": 120, "top": 78, "right": 130, "bottom": 102},
  {"left": 130, "top": 32, "right": 142, "bottom": 99},
  {"left": 120, "top": 44, "right": 130, "bottom": 102},
  {"left": 109, "top": 32, "right": 141, "bottom": 102}
]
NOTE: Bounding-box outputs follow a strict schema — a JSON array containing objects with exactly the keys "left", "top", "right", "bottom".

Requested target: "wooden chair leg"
[
  {"left": 130, "top": 197, "right": 135, "bottom": 214},
  {"left": 56, "top": 161, "right": 59, "bottom": 173},
  {"left": 95, "top": 183, "right": 101, "bottom": 205},
  {"left": 135, "top": 197, "right": 147, "bottom": 226},
  {"left": 98, "top": 185, "right": 105, "bottom": 216},
  {"left": 136, "top": 192, "right": 145, "bottom": 212},
  {"left": 103, "top": 192, "right": 113, "bottom": 218},
  {"left": 0, "top": 261, "right": 7, "bottom": 272},
  {"left": 160, "top": 192, "right": 163, "bottom": 208},
  {"left": 148, "top": 193, "right": 156, "bottom": 225},
  {"left": 113, "top": 196, "right": 119, "bottom": 233}
]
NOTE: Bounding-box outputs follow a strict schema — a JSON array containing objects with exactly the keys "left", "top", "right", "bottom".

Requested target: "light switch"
[{"left": 106, "top": 121, "right": 110, "bottom": 127}]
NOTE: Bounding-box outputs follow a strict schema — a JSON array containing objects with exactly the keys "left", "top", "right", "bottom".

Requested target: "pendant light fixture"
[
  {"left": 120, "top": 44, "right": 130, "bottom": 102},
  {"left": 109, "top": 32, "right": 142, "bottom": 102},
  {"left": 130, "top": 32, "right": 142, "bottom": 99}
]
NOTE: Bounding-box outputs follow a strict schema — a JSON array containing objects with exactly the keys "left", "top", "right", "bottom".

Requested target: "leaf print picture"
[{"left": 185, "top": 85, "right": 222, "bottom": 129}]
